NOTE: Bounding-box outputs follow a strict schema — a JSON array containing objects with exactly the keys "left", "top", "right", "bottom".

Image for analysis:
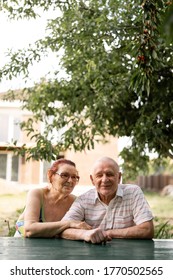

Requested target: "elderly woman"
[{"left": 14, "top": 158, "right": 91, "bottom": 238}]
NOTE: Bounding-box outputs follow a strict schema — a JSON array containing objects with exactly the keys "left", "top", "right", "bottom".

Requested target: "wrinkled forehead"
[{"left": 91, "top": 158, "right": 119, "bottom": 175}]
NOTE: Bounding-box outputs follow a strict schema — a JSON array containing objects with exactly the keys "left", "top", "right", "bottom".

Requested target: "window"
[
  {"left": 11, "top": 155, "right": 19, "bottom": 181},
  {"left": 43, "top": 161, "right": 51, "bottom": 183},
  {"left": 0, "top": 115, "right": 8, "bottom": 142},
  {"left": 0, "top": 154, "right": 7, "bottom": 179},
  {"left": 13, "top": 118, "right": 21, "bottom": 142},
  {"left": 0, "top": 114, "right": 21, "bottom": 142},
  {"left": 0, "top": 153, "right": 19, "bottom": 181}
]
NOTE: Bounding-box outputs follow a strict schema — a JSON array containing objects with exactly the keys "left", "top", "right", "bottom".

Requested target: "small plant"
[
  {"left": 8, "top": 225, "right": 16, "bottom": 237},
  {"left": 6, "top": 208, "right": 23, "bottom": 237},
  {"left": 154, "top": 217, "right": 173, "bottom": 239},
  {"left": 3, "top": 219, "right": 16, "bottom": 237}
]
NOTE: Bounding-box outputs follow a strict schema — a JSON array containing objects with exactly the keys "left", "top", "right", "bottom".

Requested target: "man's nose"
[{"left": 102, "top": 174, "right": 108, "bottom": 181}]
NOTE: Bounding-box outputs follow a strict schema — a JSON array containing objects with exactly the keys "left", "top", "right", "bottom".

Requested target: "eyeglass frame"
[{"left": 55, "top": 172, "right": 80, "bottom": 182}]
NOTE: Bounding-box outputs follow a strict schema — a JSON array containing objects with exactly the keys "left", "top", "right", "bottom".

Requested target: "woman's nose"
[{"left": 67, "top": 176, "right": 73, "bottom": 182}]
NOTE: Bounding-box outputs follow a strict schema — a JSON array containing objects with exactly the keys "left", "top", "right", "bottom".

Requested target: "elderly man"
[{"left": 60, "top": 157, "right": 154, "bottom": 243}]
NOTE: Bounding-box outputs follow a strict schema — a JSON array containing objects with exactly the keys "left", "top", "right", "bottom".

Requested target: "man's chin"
[
  {"left": 100, "top": 189, "right": 113, "bottom": 196},
  {"left": 101, "top": 185, "right": 111, "bottom": 190},
  {"left": 99, "top": 188, "right": 116, "bottom": 197}
]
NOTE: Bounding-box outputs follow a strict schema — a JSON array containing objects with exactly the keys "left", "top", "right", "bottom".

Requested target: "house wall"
[
  {"left": 0, "top": 99, "right": 119, "bottom": 187},
  {"left": 65, "top": 136, "right": 119, "bottom": 186},
  {"left": 0, "top": 100, "right": 42, "bottom": 185},
  {"left": 19, "top": 158, "right": 40, "bottom": 184},
  {"left": 17, "top": 137, "right": 118, "bottom": 186}
]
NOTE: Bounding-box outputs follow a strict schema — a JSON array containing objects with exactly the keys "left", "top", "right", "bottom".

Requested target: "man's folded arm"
[{"left": 106, "top": 220, "right": 154, "bottom": 239}]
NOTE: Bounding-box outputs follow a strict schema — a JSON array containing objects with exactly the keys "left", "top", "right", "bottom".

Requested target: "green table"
[{"left": 0, "top": 238, "right": 173, "bottom": 260}]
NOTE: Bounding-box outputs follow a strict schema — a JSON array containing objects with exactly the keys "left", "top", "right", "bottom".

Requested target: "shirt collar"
[{"left": 116, "top": 184, "right": 123, "bottom": 197}]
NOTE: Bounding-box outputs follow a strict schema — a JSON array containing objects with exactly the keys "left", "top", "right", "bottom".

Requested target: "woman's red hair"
[{"left": 47, "top": 158, "right": 76, "bottom": 183}]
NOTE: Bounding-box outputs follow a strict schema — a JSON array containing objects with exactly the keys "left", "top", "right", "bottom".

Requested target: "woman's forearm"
[{"left": 24, "top": 220, "right": 71, "bottom": 238}]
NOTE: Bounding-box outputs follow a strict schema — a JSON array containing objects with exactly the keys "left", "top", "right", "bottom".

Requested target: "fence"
[{"left": 136, "top": 174, "right": 173, "bottom": 192}]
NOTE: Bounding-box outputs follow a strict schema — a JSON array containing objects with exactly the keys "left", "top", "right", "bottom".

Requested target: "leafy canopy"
[{"left": 0, "top": 0, "right": 173, "bottom": 180}]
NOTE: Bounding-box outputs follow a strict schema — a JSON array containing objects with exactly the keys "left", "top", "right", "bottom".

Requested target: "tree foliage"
[{"left": 0, "top": 0, "right": 173, "bottom": 180}]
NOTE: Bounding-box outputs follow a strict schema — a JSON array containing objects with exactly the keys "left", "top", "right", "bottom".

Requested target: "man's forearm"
[{"left": 106, "top": 221, "right": 154, "bottom": 239}]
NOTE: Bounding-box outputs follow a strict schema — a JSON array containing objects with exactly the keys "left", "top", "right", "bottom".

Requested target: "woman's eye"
[{"left": 61, "top": 174, "right": 69, "bottom": 179}]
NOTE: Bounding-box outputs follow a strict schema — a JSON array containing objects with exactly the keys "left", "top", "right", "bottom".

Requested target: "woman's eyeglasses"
[{"left": 55, "top": 172, "right": 80, "bottom": 182}]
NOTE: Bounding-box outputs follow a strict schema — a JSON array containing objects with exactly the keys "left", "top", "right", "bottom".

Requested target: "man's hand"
[{"left": 83, "top": 228, "right": 111, "bottom": 244}]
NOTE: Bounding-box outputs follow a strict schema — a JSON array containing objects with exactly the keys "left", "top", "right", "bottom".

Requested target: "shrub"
[{"left": 154, "top": 217, "right": 173, "bottom": 239}]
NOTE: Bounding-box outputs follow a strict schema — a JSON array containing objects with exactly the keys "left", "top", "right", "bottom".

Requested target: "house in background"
[{"left": 0, "top": 97, "right": 119, "bottom": 188}]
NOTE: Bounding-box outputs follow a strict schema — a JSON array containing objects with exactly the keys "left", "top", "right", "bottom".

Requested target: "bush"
[{"left": 154, "top": 217, "right": 173, "bottom": 239}]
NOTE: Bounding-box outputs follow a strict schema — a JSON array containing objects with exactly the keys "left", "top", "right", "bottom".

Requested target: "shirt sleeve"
[
  {"left": 132, "top": 186, "right": 154, "bottom": 225},
  {"left": 62, "top": 197, "right": 85, "bottom": 221}
]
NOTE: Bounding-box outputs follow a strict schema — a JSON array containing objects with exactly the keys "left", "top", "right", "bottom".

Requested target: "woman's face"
[{"left": 52, "top": 164, "right": 79, "bottom": 194}]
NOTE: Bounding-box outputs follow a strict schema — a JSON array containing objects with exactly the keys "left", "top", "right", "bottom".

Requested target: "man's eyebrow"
[
  {"left": 95, "top": 171, "right": 103, "bottom": 175},
  {"left": 95, "top": 171, "right": 114, "bottom": 174}
]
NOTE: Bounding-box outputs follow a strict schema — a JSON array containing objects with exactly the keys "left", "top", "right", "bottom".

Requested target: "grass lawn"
[
  {"left": 144, "top": 190, "right": 173, "bottom": 238},
  {"left": 144, "top": 190, "right": 173, "bottom": 219},
  {"left": 0, "top": 192, "right": 26, "bottom": 236}
]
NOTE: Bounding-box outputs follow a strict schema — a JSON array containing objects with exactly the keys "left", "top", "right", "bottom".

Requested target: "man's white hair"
[{"left": 90, "top": 156, "right": 119, "bottom": 175}]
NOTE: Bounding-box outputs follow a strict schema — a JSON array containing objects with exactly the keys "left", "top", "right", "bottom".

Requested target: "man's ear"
[
  {"left": 118, "top": 172, "right": 122, "bottom": 183},
  {"left": 90, "top": 175, "right": 94, "bottom": 185}
]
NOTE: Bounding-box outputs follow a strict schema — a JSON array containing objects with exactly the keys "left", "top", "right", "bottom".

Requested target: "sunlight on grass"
[
  {"left": 144, "top": 191, "right": 173, "bottom": 238},
  {"left": 144, "top": 191, "right": 173, "bottom": 219},
  {"left": 0, "top": 192, "right": 26, "bottom": 236}
]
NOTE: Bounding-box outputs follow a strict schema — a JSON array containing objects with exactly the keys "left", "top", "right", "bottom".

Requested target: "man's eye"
[
  {"left": 106, "top": 173, "right": 114, "bottom": 177},
  {"left": 96, "top": 174, "right": 103, "bottom": 178}
]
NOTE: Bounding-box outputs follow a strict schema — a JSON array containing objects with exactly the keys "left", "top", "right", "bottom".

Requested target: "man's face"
[{"left": 90, "top": 160, "right": 121, "bottom": 201}]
